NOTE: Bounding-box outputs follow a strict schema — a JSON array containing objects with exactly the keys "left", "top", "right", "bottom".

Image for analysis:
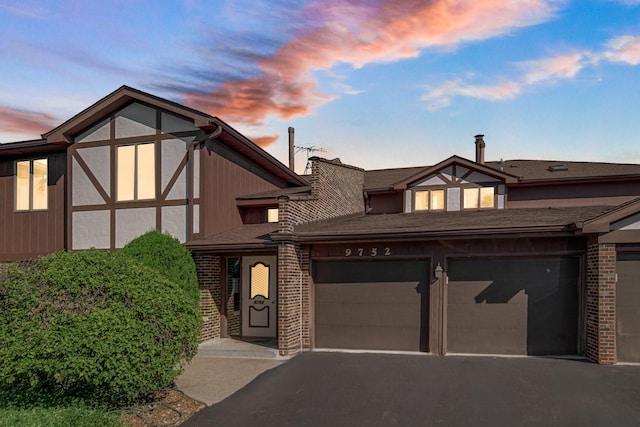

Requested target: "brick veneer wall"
[
  {"left": 276, "top": 158, "right": 364, "bottom": 356},
  {"left": 225, "top": 257, "right": 241, "bottom": 336},
  {"left": 193, "top": 252, "right": 222, "bottom": 341},
  {"left": 586, "top": 238, "right": 616, "bottom": 364}
]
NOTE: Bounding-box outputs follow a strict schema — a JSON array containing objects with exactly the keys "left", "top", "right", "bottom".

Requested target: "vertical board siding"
[
  {"left": 0, "top": 153, "right": 66, "bottom": 261},
  {"left": 200, "top": 148, "right": 280, "bottom": 237}
]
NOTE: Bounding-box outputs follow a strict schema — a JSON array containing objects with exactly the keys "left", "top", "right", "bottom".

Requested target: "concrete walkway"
[{"left": 175, "top": 339, "right": 287, "bottom": 406}]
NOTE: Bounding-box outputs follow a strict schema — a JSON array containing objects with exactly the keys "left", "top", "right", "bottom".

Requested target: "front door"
[{"left": 241, "top": 256, "right": 277, "bottom": 337}]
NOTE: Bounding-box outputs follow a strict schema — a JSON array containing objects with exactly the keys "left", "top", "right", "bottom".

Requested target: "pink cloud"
[
  {"left": 0, "top": 106, "right": 57, "bottom": 137},
  {"left": 185, "top": 0, "right": 560, "bottom": 142},
  {"left": 422, "top": 79, "right": 522, "bottom": 110},
  {"left": 604, "top": 35, "right": 640, "bottom": 65},
  {"left": 520, "top": 53, "right": 588, "bottom": 84},
  {"left": 249, "top": 134, "right": 280, "bottom": 148}
]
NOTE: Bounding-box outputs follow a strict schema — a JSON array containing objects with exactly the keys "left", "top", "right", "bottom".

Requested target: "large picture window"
[
  {"left": 117, "top": 143, "right": 155, "bottom": 201},
  {"left": 16, "top": 158, "right": 47, "bottom": 211}
]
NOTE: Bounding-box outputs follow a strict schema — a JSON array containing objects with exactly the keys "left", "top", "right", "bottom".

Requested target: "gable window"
[
  {"left": 463, "top": 187, "right": 494, "bottom": 209},
  {"left": 117, "top": 143, "right": 155, "bottom": 201},
  {"left": 267, "top": 208, "right": 279, "bottom": 223},
  {"left": 415, "top": 189, "right": 445, "bottom": 211},
  {"left": 16, "top": 159, "right": 47, "bottom": 211}
]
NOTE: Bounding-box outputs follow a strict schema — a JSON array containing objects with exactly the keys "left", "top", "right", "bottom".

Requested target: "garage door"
[
  {"left": 313, "top": 260, "right": 429, "bottom": 352},
  {"left": 617, "top": 253, "right": 640, "bottom": 363},
  {"left": 447, "top": 257, "right": 579, "bottom": 356}
]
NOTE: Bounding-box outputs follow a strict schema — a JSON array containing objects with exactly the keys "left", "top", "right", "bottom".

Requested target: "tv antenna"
[{"left": 295, "top": 145, "right": 326, "bottom": 174}]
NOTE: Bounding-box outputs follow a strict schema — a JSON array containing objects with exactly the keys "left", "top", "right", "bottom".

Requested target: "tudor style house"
[{"left": 1, "top": 86, "right": 640, "bottom": 365}]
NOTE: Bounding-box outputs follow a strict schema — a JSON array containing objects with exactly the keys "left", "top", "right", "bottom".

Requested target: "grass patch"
[
  {"left": 0, "top": 387, "right": 125, "bottom": 427},
  {"left": 0, "top": 406, "right": 124, "bottom": 427}
]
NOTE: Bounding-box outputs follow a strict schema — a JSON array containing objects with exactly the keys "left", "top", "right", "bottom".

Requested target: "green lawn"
[{"left": 0, "top": 406, "right": 125, "bottom": 427}]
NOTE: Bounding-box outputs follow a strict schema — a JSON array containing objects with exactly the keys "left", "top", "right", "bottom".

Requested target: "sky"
[{"left": 1, "top": 0, "right": 640, "bottom": 174}]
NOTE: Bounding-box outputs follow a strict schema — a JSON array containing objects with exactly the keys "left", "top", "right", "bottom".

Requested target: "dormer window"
[
  {"left": 463, "top": 187, "right": 494, "bottom": 209},
  {"left": 415, "top": 189, "right": 445, "bottom": 211}
]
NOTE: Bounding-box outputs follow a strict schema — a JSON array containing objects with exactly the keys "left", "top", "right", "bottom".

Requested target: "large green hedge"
[{"left": 0, "top": 248, "right": 201, "bottom": 403}]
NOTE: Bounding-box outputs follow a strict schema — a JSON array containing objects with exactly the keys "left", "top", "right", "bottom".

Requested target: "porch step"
[{"left": 197, "top": 338, "right": 279, "bottom": 359}]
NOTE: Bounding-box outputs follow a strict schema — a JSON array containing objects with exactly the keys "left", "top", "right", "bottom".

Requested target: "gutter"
[{"left": 272, "top": 224, "right": 578, "bottom": 244}]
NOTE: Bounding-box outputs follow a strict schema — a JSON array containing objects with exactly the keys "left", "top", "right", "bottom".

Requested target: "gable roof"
[
  {"left": 43, "top": 85, "right": 215, "bottom": 144},
  {"left": 582, "top": 197, "right": 640, "bottom": 233},
  {"left": 11, "top": 85, "right": 307, "bottom": 187}
]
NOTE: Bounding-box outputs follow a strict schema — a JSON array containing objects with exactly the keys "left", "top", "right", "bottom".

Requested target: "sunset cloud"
[
  {"left": 520, "top": 53, "right": 590, "bottom": 84},
  {"left": 603, "top": 35, "right": 640, "bottom": 65},
  {"left": 0, "top": 106, "right": 57, "bottom": 137},
  {"left": 249, "top": 134, "right": 280, "bottom": 148},
  {"left": 185, "top": 0, "right": 561, "bottom": 143},
  {"left": 423, "top": 32, "right": 640, "bottom": 110},
  {"left": 422, "top": 79, "right": 522, "bottom": 110}
]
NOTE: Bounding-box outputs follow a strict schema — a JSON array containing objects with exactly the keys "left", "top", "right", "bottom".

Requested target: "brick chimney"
[{"left": 474, "top": 134, "right": 485, "bottom": 164}]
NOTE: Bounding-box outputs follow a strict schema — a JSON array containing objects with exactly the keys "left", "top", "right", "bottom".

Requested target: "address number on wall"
[{"left": 345, "top": 247, "right": 391, "bottom": 257}]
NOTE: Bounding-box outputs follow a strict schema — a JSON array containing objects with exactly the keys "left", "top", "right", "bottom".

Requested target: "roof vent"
[{"left": 548, "top": 164, "right": 568, "bottom": 172}]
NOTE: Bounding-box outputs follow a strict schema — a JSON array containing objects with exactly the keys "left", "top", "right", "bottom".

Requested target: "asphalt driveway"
[{"left": 183, "top": 352, "right": 640, "bottom": 427}]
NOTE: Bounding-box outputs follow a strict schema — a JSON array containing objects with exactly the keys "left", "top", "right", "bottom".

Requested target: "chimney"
[
  {"left": 288, "top": 127, "right": 295, "bottom": 171},
  {"left": 474, "top": 134, "right": 485, "bottom": 164}
]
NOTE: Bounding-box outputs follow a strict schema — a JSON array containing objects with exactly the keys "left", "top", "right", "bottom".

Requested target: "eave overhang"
[
  {"left": 0, "top": 139, "right": 65, "bottom": 157},
  {"left": 274, "top": 225, "right": 578, "bottom": 245}
]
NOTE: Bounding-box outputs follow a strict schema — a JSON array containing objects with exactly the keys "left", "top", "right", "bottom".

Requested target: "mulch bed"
[{"left": 120, "top": 389, "right": 205, "bottom": 427}]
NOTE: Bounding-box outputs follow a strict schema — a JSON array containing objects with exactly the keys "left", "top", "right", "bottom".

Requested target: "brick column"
[
  {"left": 193, "top": 252, "right": 222, "bottom": 341},
  {"left": 277, "top": 242, "right": 307, "bottom": 356},
  {"left": 585, "top": 239, "right": 616, "bottom": 364}
]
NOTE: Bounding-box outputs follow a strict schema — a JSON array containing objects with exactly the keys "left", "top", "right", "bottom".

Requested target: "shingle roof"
[
  {"left": 363, "top": 160, "right": 640, "bottom": 190},
  {"left": 364, "top": 166, "right": 425, "bottom": 190},
  {"left": 185, "top": 223, "right": 278, "bottom": 250},
  {"left": 294, "top": 206, "right": 613, "bottom": 239},
  {"left": 484, "top": 160, "right": 640, "bottom": 182}
]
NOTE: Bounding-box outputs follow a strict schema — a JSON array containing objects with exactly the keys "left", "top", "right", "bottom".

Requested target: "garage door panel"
[
  {"left": 449, "top": 327, "right": 527, "bottom": 355},
  {"left": 315, "top": 282, "right": 421, "bottom": 304},
  {"left": 313, "top": 260, "right": 429, "bottom": 352},
  {"left": 316, "top": 302, "right": 421, "bottom": 327},
  {"left": 447, "top": 295, "right": 527, "bottom": 330},
  {"left": 616, "top": 254, "right": 640, "bottom": 363},
  {"left": 448, "top": 257, "right": 579, "bottom": 356},
  {"left": 316, "top": 325, "right": 421, "bottom": 351}
]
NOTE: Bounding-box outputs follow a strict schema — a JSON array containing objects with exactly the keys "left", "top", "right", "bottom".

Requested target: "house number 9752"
[{"left": 344, "top": 247, "right": 391, "bottom": 257}]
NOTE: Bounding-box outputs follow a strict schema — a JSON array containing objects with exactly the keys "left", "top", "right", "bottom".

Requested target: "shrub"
[
  {"left": 120, "top": 230, "right": 200, "bottom": 304},
  {"left": 0, "top": 249, "right": 201, "bottom": 402}
]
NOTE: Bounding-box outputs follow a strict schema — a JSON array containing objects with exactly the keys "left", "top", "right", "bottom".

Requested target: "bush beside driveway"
[{"left": 184, "top": 352, "right": 640, "bottom": 427}]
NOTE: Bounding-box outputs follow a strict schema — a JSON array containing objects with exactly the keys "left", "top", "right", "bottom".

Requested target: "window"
[
  {"left": 117, "top": 143, "right": 155, "bottom": 201},
  {"left": 267, "top": 208, "right": 279, "bottom": 223},
  {"left": 415, "top": 189, "right": 445, "bottom": 211},
  {"left": 16, "top": 159, "right": 47, "bottom": 211},
  {"left": 463, "top": 187, "right": 495, "bottom": 209}
]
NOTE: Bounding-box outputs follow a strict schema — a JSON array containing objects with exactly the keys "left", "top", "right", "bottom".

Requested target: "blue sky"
[{"left": 1, "top": 0, "right": 640, "bottom": 173}]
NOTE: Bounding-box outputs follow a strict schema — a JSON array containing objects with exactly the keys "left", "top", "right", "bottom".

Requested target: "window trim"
[
  {"left": 414, "top": 188, "right": 446, "bottom": 211},
  {"left": 462, "top": 186, "right": 495, "bottom": 210},
  {"left": 15, "top": 158, "right": 48, "bottom": 212},
  {"left": 116, "top": 142, "right": 156, "bottom": 202}
]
